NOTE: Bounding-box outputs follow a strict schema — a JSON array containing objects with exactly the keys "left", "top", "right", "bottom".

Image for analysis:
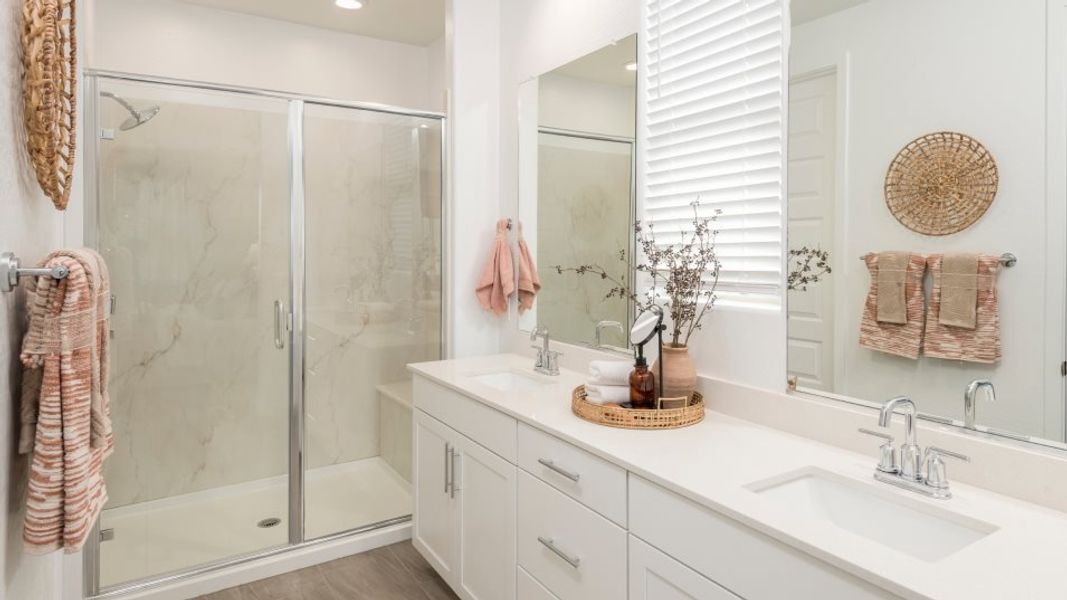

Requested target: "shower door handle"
[{"left": 273, "top": 300, "right": 286, "bottom": 349}]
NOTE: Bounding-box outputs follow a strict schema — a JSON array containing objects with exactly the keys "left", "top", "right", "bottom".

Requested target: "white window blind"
[{"left": 642, "top": 0, "right": 785, "bottom": 308}]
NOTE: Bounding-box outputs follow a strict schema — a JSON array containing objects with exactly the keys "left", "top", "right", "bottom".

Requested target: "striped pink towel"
[
  {"left": 858, "top": 253, "right": 927, "bottom": 359},
  {"left": 19, "top": 249, "right": 112, "bottom": 554},
  {"left": 923, "top": 255, "right": 1001, "bottom": 363}
]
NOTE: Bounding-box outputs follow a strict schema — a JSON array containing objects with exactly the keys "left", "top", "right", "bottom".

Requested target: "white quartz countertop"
[{"left": 408, "top": 354, "right": 1067, "bottom": 600}]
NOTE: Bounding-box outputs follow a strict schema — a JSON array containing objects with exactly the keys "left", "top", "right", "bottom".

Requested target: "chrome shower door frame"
[{"left": 81, "top": 70, "right": 448, "bottom": 599}]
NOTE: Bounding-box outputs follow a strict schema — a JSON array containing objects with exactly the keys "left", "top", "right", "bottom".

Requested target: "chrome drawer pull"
[
  {"left": 537, "top": 536, "right": 581, "bottom": 568},
  {"left": 537, "top": 458, "right": 580, "bottom": 482},
  {"left": 444, "top": 443, "right": 452, "bottom": 494}
]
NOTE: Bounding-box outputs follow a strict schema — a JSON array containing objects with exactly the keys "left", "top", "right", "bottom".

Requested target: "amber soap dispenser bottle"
[{"left": 629, "top": 355, "right": 656, "bottom": 409}]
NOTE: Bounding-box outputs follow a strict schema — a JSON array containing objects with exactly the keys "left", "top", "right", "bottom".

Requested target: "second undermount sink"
[
  {"left": 468, "top": 370, "right": 550, "bottom": 393},
  {"left": 746, "top": 467, "right": 997, "bottom": 562}
]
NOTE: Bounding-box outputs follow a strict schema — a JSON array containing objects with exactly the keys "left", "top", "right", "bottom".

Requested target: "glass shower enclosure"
[{"left": 83, "top": 72, "right": 444, "bottom": 595}]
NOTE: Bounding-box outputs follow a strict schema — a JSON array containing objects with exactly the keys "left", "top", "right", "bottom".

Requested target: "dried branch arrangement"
[
  {"left": 787, "top": 247, "right": 832, "bottom": 291},
  {"left": 555, "top": 201, "right": 721, "bottom": 347}
]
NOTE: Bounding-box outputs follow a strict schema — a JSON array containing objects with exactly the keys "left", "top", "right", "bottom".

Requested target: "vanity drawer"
[
  {"left": 628, "top": 476, "right": 898, "bottom": 600},
  {"left": 413, "top": 376, "right": 517, "bottom": 462},
  {"left": 517, "top": 423, "right": 627, "bottom": 526},
  {"left": 517, "top": 471, "right": 626, "bottom": 600},
  {"left": 518, "top": 566, "right": 561, "bottom": 600}
]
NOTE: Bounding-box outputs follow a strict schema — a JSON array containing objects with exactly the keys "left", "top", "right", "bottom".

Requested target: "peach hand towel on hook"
[
  {"left": 924, "top": 254, "right": 1001, "bottom": 363},
  {"left": 516, "top": 222, "right": 540, "bottom": 315},
  {"left": 858, "top": 252, "right": 927, "bottom": 359},
  {"left": 475, "top": 219, "right": 515, "bottom": 316}
]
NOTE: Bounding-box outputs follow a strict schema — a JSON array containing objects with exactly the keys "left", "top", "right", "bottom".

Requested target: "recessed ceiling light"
[
  {"left": 624, "top": 61, "right": 638, "bottom": 72},
  {"left": 335, "top": 0, "right": 365, "bottom": 9}
]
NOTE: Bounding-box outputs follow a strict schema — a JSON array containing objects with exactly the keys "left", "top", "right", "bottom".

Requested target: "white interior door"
[{"left": 787, "top": 70, "right": 838, "bottom": 392}]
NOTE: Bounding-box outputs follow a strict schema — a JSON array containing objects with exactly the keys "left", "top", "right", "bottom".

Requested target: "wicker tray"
[{"left": 571, "top": 386, "right": 704, "bottom": 430}]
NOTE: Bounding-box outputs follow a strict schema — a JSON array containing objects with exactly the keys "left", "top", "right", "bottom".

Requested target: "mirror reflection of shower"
[{"left": 100, "top": 90, "right": 160, "bottom": 130}]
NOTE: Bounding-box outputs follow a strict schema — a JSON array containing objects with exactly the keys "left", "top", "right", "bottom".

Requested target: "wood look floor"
[{"left": 197, "top": 542, "right": 459, "bottom": 600}]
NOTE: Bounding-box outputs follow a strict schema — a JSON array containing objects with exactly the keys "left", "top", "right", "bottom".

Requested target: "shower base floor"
[{"left": 99, "top": 456, "right": 411, "bottom": 589}]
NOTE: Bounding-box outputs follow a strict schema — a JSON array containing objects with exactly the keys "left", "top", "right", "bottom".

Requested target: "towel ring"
[
  {"left": 1, "top": 252, "right": 70, "bottom": 293},
  {"left": 858, "top": 252, "right": 1016, "bottom": 268}
]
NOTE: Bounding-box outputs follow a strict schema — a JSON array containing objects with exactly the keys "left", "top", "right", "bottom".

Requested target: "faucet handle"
[
  {"left": 858, "top": 428, "right": 893, "bottom": 442},
  {"left": 858, "top": 428, "right": 898, "bottom": 474},
  {"left": 923, "top": 447, "right": 970, "bottom": 492}
]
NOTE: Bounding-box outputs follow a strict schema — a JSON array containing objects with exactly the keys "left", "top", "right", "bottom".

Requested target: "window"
[{"left": 642, "top": 0, "right": 785, "bottom": 308}]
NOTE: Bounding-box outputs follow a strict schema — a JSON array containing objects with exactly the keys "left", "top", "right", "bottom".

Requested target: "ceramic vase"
[{"left": 653, "top": 344, "right": 697, "bottom": 402}]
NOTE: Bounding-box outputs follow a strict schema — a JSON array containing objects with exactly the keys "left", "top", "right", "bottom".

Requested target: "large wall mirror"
[
  {"left": 517, "top": 34, "right": 638, "bottom": 351},
  {"left": 785, "top": 0, "right": 1066, "bottom": 448}
]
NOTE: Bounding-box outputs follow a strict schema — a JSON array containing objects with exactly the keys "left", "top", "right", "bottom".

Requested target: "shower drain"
[{"left": 257, "top": 517, "right": 282, "bottom": 529}]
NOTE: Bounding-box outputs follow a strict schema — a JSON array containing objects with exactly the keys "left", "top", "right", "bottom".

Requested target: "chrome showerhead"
[{"left": 101, "top": 91, "right": 161, "bottom": 131}]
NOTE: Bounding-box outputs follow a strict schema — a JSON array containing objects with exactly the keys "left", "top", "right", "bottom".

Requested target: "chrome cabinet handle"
[
  {"left": 537, "top": 536, "right": 581, "bottom": 568},
  {"left": 537, "top": 458, "right": 580, "bottom": 482},
  {"left": 273, "top": 300, "right": 286, "bottom": 349},
  {"left": 444, "top": 443, "right": 451, "bottom": 494}
]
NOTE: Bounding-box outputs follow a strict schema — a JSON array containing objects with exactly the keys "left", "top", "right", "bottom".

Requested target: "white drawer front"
[
  {"left": 518, "top": 566, "right": 561, "bottom": 600},
  {"left": 517, "top": 471, "right": 626, "bottom": 600},
  {"left": 414, "top": 376, "right": 517, "bottom": 462},
  {"left": 517, "top": 423, "right": 627, "bottom": 526},
  {"left": 629, "top": 476, "right": 898, "bottom": 600}
]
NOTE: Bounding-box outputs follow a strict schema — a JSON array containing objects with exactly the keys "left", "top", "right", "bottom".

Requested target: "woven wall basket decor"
[
  {"left": 22, "top": 0, "right": 77, "bottom": 211},
  {"left": 884, "top": 131, "right": 998, "bottom": 236}
]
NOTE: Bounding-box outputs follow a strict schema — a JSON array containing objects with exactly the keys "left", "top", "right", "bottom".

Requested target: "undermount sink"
[
  {"left": 746, "top": 467, "right": 997, "bottom": 562},
  {"left": 468, "top": 370, "right": 550, "bottom": 393}
]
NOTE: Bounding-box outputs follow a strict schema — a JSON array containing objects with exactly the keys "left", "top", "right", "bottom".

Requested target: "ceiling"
[
  {"left": 551, "top": 34, "right": 638, "bottom": 88},
  {"left": 791, "top": 0, "right": 870, "bottom": 26},
  {"left": 180, "top": 0, "right": 445, "bottom": 46}
]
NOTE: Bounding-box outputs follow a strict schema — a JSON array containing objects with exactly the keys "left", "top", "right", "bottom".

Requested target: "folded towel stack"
[{"left": 585, "top": 360, "right": 632, "bottom": 405}]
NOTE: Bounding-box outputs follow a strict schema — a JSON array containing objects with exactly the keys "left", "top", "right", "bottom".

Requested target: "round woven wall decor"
[
  {"left": 21, "top": 0, "right": 77, "bottom": 211},
  {"left": 884, "top": 131, "right": 998, "bottom": 236}
]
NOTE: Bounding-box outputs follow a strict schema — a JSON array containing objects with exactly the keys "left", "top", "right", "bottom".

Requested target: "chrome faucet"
[
  {"left": 860, "top": 396, "right": 970, "bottom": 499},
  {"left": 594, "top": 320, "right": 624, "bottom": 349},
  {"left": 878, "top": 396, "right": 921, "bottom": 480},
  {"left": 964, "top": 379, "right": 996, "bottom": 430},
  {"left": 530, "top": 326, "right": 561, "bottom": 376}
]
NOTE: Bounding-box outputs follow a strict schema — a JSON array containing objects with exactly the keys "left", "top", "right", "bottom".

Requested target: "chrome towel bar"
[
  {"left": 858, "top": 252, "right": 1017, "bottom": 268},
  {"left": 1, "top": 252, "right": 70, "bottom": 293}
]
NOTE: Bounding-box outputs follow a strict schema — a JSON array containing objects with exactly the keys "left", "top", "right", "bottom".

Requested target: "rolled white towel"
[
  {"left": 585, "top": 383, "right": 630, "bottom": 405},
  {"left": 588, "top": 360, "right": 632, "bottom": 386}
]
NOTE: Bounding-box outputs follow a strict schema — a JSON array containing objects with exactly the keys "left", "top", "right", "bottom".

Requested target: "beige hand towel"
[
  {"left": 938, "top": 253, "right": 978, "bottom": 329},
  {"left": 924, "top": 255, "right": 1001, "bottom": 364},
  {"left": 859, "top": 253, "right": 927, "bottom": 359},
  {"left": 875, "top": 251, "right": 909, "bottom": 324}
]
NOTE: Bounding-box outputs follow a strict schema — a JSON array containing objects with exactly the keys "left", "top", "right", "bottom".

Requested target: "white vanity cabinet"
[
  {"left": 411, "top": 373, "right": 901, "bottom": 600},
  {"left": 413, "top": 381, "right": 517, "bottom": 600}
]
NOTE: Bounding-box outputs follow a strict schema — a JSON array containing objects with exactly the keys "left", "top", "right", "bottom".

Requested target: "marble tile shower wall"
[{"left": 98, "top": 98, "right": 440, "bottom": 508}]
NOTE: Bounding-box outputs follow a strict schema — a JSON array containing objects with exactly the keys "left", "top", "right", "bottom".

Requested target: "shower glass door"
[
  {"left": 302, "top": 103, "right": 443, "bottom": 539},
  {"left": 93, "top": 78, "right": 292, "bottom": 587}
]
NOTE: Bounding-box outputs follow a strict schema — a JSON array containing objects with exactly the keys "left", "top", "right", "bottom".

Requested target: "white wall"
[
  {"left": 446, "top": 0, "right": 505, "bottom": 357},
  {"left": 538, "top": 72, "right": 635, "bottom": 138},
  {"left": 1, "top": 1, "right": 66, "bottom": 597},
  {"left": 791, "top": 0, "right": 1064, "bottom": 439},
  {"left": 88, "top": 0, "right": 441, "bottom": 111}
]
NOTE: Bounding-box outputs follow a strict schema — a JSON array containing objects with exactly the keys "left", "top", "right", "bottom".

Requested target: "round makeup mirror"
[{"left": 630, "top": 306, "right": 663, "bottom": 346}]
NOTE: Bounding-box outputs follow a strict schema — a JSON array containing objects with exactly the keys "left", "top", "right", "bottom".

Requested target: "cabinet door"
[
  {"left": 629, "top": 536, "right": 741, "bottom": 600},
  {"left": 413, "top": 410, "right": 458, "bottom": 583},
  {"left": 455, "top": 433, "right": 517, "bottom": 600}
]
